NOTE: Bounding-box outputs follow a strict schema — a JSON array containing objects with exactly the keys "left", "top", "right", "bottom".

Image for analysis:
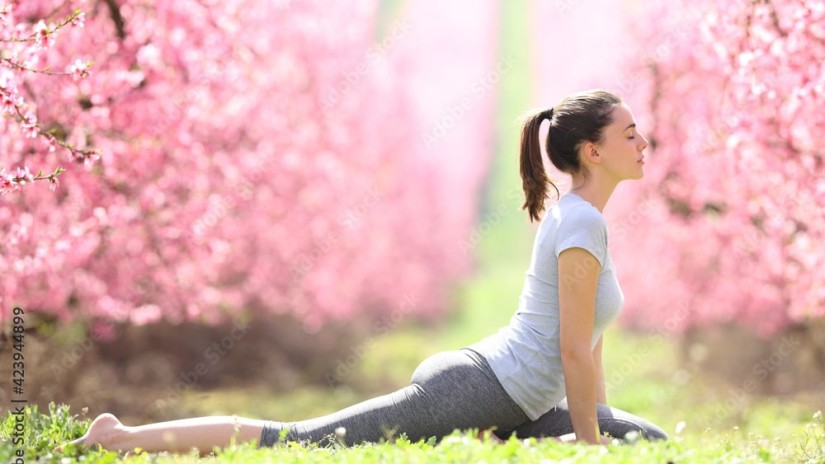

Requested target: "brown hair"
[{"left": 519, "top": 89, "right": 622, "bottom": 222}]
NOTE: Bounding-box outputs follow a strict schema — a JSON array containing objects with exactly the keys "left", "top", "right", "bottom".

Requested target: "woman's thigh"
[
  {"left": 495, "top": 398, "right": 668, "bottom": 441},
  {"left": 407, "top": 348, "right": 529, "bottom": 435},
  {"left": 262, "top": 349, "right": 527, "bottom": 447}
]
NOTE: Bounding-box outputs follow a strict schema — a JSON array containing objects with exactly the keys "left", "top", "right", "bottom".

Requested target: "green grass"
[{"left": 2, "top": 402, "right": 823, "bottom": 463}]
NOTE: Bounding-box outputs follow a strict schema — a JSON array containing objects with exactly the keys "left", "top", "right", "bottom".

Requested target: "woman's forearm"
[
  {"left": 595, "top": 361, "right": 607, "bottom": 404},
  {"left": 592, "top": 335, "right": 607, "bottom": 405},
  {"left": 562, "top": 352, "right": 600, "bottom": 444}
]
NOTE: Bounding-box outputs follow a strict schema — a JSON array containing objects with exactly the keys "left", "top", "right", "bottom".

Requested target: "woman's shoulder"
[
  {"left": 552, "top": 194, "right": 607, "bottom": 230},
  {"left": 549, "top": 194, "right": 610, "bottom": 263}
]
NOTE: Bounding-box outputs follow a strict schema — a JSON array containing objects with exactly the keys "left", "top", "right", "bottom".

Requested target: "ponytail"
[
  {"left": 519, "top": 108, "right": 559, "bottom": 223},
  {"left": 517, "top": 90, "right": 622, "bottom": 222}
]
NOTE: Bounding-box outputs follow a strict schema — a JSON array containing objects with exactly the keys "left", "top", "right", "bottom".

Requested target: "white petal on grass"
[{"left": 675, "top": 420, "right": 686, "bottom": 435}]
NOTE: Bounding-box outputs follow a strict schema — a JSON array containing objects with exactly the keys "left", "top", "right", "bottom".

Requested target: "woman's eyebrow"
[{"left": 624, "top": 123, "right": 636, "bottom": 131}]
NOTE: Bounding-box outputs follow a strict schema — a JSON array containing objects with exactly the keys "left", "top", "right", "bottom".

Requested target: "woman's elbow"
[{"left": 560, "top": 345, "right": 593, "bottom": 366}]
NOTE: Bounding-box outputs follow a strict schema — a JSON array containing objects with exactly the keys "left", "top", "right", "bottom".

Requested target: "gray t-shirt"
[{"left": 468, "top": 192, "right": 625, "bottom": 420}]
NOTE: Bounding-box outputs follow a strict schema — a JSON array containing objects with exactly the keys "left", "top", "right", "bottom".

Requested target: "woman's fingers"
[
  {"left": 554, "top": 432, "right": 611, "bottom": 445},
  {"left": 558, "top": 432, "right": 577, "bottom": 443}
]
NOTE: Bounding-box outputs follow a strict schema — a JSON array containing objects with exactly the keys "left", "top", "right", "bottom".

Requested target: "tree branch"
[{"left": 102, "top": 0, "right": 126, "bottom": 40}]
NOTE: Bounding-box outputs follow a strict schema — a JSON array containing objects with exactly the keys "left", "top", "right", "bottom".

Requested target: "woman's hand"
[{"left": 555, "top": 433, "right": 611, "bottom": 445}]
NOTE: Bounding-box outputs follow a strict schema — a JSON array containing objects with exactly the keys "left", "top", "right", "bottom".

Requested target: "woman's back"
[{"left": 468, "top": 192, "right": 624, "bottom": 420}]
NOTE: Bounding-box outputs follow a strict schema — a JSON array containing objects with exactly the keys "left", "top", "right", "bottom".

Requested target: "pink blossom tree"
[
  {"left": 1, "top": 3, "right": 96, "bottom": 194},
  {"left": 0, "top": 0, "right": 500, "bottom": 333},
  {"left": 609, "top": 0, "right": 824, "bottom": 336}
]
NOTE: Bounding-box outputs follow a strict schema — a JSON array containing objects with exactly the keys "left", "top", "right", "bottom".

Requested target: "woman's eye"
[{"left": 627, "top": 135, "right": 635, "bottom": 139}]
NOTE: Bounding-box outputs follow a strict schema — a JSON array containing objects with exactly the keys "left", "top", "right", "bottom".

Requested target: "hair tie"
[{"left": 546, "top": 107, "right": 554, "bottom": 120}]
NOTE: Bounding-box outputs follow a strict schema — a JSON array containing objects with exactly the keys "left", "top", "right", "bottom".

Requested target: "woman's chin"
[{"left": 623, "top": 171, "right": 644, "bottom": 181}]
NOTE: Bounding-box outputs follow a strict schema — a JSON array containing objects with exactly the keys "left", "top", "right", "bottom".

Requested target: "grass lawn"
[
  {"left": 1, "top": 397, "right": 823, "bottom": 463},
  {"left": 3, "top": 316, "right": 823, "bottom": 463}
]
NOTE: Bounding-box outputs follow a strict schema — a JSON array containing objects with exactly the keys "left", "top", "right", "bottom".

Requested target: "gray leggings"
[{"left": 260, "top": 348, "right": 668, "bottom": 447}]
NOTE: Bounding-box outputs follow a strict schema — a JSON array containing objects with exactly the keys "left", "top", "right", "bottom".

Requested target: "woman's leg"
[
  {"left": 63, "top": 412, "right": 266, "bottom": 453},
  {"left": 65, "top": 348, "right": 526, "bottom": 453},
  {"left": 494, "top": 398, "right": 668, "bottom": 442},
  {"left": 260, "top": 348, "right": 529, "bottom": 447}
]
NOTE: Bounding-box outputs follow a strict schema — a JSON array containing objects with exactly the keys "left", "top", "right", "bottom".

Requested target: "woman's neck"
[{"left": 568, "top": 176, "right": 618, "bottom": 213}]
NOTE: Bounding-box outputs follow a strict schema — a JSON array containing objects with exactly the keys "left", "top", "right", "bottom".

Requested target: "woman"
[{"left": 65, "top": 89, "right": 667, "bottom": 453}]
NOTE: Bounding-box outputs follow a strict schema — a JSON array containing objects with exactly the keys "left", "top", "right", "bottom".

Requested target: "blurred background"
[{"left": 0, "top": 0, "right": 823, "bottom": 446}]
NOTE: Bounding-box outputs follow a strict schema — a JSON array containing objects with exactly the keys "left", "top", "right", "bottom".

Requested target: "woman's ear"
[{"left": 580, "top": 142, "right": 602, "bottom": 165}]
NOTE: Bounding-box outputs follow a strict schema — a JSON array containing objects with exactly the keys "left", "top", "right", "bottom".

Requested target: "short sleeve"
[{"left": 553, "top": 205, "right": 608, "bottom": 267}]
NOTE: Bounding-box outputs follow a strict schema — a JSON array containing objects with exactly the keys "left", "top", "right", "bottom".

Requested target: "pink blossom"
[
  {"left": 600, "top": 0, "right": 825, "bottom": 335},
  {"left": 130, "top": 304, "right": 163, "bottom": 325},
  {"left": 21, "top": 114, "right": 38, "bottom": 138},
  {"left": 33, "top": 20, "right": 49, "bottom": 49},
  {"left": 0, "top": 0, "right": 497, "bottom": 330},
  {"left": 0, "top": 4, "right": 11, "bottom": 24},
  {"left": 0, "top": 169, "right": 15, "bottom": 194},
  {"left": 13, "top": 166, "right": 34, "bottom": 184},
  {"left": 1, "top": 92, "right": 15, "bottom": 113},
  {"left": 67, "top": 59, "right": 90, "bottom": 80},
  {"left": 45, "top": 134, "right": 57, "bottom": 152},
  {"left": 71, "top": 11, "right": 85, "bottom": 29}
]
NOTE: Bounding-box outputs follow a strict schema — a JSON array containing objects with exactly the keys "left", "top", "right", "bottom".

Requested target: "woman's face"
[{"left": 596, "top": 102, "right": 648, "bottom": 181}]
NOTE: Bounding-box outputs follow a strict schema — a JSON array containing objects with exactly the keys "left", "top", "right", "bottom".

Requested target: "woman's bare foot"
[
  {"left": 57, "top": 413, "right": 131, "bottom": 452},
  {"left": 476, "top": 428, "right": 505, "bottom": 443}
]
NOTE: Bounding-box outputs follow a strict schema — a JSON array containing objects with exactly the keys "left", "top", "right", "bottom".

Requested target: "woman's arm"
[
  {"left": 593, "top": 335, "right": 607, "bottom": 404},
  {"left": 558, "top": 247, "right": 601, "bottom": 445}
]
